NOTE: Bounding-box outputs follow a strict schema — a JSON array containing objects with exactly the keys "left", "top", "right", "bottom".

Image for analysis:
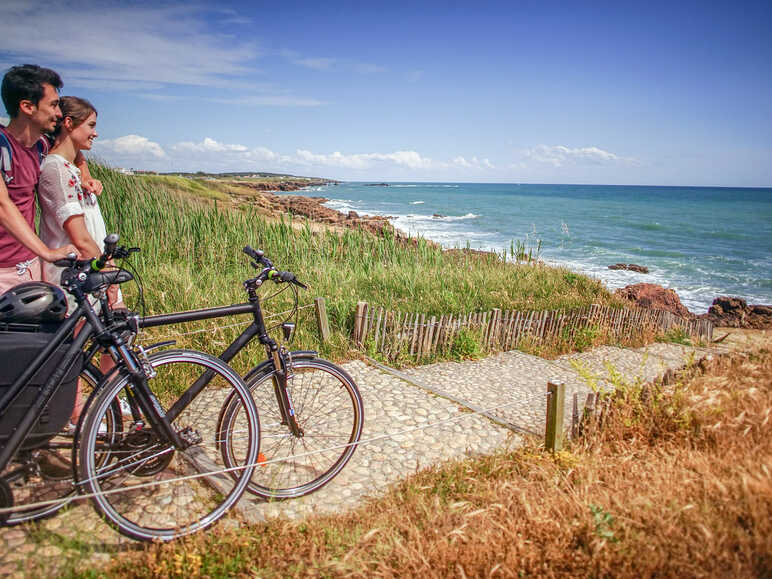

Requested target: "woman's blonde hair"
[{"left": 54, "top": 96, "right": 97, "bottom": 135}]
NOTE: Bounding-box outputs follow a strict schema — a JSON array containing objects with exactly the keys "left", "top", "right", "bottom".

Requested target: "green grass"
[{"left": 92, "top": 162, "right": 621, "bottom": 367}]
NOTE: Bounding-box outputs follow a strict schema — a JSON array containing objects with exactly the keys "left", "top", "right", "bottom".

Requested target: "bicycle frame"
[{"left": 139, "top": 284, "right": 315, "bottom": 436}]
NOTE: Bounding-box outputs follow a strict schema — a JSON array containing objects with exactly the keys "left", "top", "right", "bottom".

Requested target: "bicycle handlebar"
[
  {"left": 53, "top": 233, "right": 139, "bottom": 271},
  {"left": 243, "top": 246, "right": 307, "bottom": 289}
]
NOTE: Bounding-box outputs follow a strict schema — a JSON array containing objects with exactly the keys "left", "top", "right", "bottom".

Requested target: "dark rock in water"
[
  {"left": 608, "top": 263, "right": 649, "bottom": 274},
  {"left": 364, "top": 183, "right": 389, "bottom": 187},
  {"left": 347, "top": 210, "right": 359, "bottom": 219},
  {"left": 698, "top": 296, "right": 772, "bottom": 329},
  {"left": 432, "top": 213, "right": 446, "bottom": 218},
  {"left": 615, "top": 283, "right": 691, "bottom": 317}
]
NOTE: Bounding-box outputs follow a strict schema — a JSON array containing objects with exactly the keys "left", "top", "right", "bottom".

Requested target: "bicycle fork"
[
  {"left": 270, "top": 348, "right": 304, "bottom": 438},
  {"left": 109, "top": 343, "right": 190, "bottom": 449}
]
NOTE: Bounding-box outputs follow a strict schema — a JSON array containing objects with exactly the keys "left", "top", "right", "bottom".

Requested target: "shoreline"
[{"left": 215, "top": 178, "right": 770, "bottom": 327}]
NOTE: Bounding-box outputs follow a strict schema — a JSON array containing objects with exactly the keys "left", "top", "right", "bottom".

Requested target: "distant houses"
[{"left": 116, "top": 168, "right": 158, "bottom": 176}]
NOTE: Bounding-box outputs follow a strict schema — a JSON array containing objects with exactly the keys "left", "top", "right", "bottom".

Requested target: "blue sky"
[{"left": 2, "top": 0, "right": 771, "bottom": 186}]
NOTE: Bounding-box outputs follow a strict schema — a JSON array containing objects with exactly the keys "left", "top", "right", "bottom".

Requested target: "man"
[{"left": 0, "top": 64, "right": 101, "bottom": 294}]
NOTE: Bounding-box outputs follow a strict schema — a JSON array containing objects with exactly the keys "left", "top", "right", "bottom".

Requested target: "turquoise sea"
[{"left": 299, "top": 182, "right": 772, "bottom": 313}]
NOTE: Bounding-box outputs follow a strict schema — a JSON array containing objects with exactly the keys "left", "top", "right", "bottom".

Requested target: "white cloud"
[
  {"left": 89, "top": 132, "right": 499, "bottom": 178},
  {"left": 0, "top": 1, "right": 317, "bottom": 107},
  {"left": 294, "top": 149, "right": 438, "bottom": 170},
  {"left": 173, "top": 138, "right": 248, "bottom": 153},
  {"left": 215, "top": 95, "right": 325, "bottom": 107},
  {"left": 294, "top": 57, "right": 338, "bottom": 71},
  {"left": 3, "top": 2, "right": 258, "bottom": 90},
  {"left": 96, "top": 134, "right": 167, "bottom": 159},
  {"left": 282, "top": 49, "right": 385, "bottom": 75},
  {"left": 524, "top": 145, "right": 636, "bottom": 167},
  {"left": 453, "top": 156, "right": 494, "bottom": 169}
]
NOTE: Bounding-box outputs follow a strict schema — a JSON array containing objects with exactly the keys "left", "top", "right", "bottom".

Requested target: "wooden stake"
[
  {"left": 545, "top": 382, "right": 566, "bottom": 452},
  {"left": 354, "top": 301, "right": 367, "bottom": 345},
  {"left": 314, "top": 297, "right": 331, "bottom": 343}
]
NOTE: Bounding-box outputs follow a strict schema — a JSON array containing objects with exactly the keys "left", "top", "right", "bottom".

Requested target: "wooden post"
[
  {"left": 425, "top": 315, "right": 436, "bottom": 355},
  {"left": 571, "top": 392, "right": 579, "bottom": 439},
  {"left": 354, "top": 301, "right": 367, "bottom": 345},
  {"left": 373, "top": 307, "right": 384, "bottom": 351},
  {"left": 416, "top": 313, "right": 426, "bottom": 359},
  {"left": 487, "top": 308, "right": 501, "bottom": 347},
  {"left": 314, "top": 297, "right": 331, "bottom": 343},
  {"left": 545, "top": 381, "right": 566, "bottom": 452}
]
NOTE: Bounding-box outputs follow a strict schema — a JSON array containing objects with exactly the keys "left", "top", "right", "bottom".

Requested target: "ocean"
[{"left": 298, "top": 182, "right": 772, "bottom": 314}]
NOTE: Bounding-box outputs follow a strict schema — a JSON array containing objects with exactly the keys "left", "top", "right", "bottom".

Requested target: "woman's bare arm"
[{"left": 63, "top": 214, "right": 100, "bottom": 258}]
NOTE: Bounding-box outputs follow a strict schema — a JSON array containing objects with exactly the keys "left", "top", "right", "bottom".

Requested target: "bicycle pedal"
[{"left": 178, "top": 426, "right": 202, "bottom": 446}]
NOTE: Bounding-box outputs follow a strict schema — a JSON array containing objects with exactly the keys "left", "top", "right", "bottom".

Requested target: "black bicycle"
[
  {"left": 0, "top": 235, "right": 260, "bottom": 541},
  {"left": 140, "top": 246, "right": 364, "bottom": 500}
]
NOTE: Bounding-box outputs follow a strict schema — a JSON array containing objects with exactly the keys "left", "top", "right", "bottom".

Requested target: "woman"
[
  {"left": 38, "top": 97, "right": 106, "bottom": 290},
  {"left": 37, "top": 97, "right": 120, "bottom": 436}
]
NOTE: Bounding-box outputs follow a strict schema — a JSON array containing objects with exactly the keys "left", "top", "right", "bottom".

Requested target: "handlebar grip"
[
  {"left": 53, "top": 252, "right": 78, "bottom": 268},
  {"left": 103, "top": 233, "right": 119, "bottom": 255},
  {"left": 278, "top": 271, "right": 307, "bottom": 289},
  {"left": 243, "top": 246, "right": 263, "bottom": 260},
  {"left": 93, "top": 233, "right": 120, "bottom": 271}
]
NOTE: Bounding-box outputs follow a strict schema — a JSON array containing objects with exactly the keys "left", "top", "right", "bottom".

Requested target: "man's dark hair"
[{"left": 1, "top": 64, "right": 63, "bottom": 118}]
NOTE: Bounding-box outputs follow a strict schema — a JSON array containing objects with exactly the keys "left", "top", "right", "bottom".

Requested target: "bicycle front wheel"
[
  {"left": 77, "top": 349, "right": 259, "bottom": 541},
  {"left": 220, "top": 357, "right": 363, "bottom": 499}
]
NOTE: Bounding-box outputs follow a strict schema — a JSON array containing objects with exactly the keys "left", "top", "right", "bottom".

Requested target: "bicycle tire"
[
  {"left": 219, "top": 357, "right": 363, "bottom": 500},
  {"left": 1, "top": 365, "right": 109, "bottom": 526},
  {"left": 77, "top": 349, "right": 259, "bottom": 541}
]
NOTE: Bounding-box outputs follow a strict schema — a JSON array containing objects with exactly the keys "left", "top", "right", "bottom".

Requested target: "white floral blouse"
[{"left": 38, "top": 154, "right": 108, "bottom": 287}]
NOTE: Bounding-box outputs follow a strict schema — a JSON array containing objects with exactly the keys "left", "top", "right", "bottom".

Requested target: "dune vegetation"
[
  {"left": 88, "top": 334, "right": 771, "bottom": 577},
  {"left": 91, "top": 163, "right": 623, "bottom": 368}
]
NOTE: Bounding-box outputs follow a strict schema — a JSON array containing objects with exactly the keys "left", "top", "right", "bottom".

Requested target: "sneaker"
[{"left": 38, "top": 450, "right": 73, "bottom": 480}]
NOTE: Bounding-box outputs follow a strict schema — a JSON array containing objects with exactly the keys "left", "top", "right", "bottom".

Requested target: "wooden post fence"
[
  {"left": 349, "top": 300, "right": 714, "bottom": 358},
  {"left": 314, "top": 297, "right": 330, "bottom": 342},
  {"left": 545, "top": 381, "right": 566, "bottom": 452}
]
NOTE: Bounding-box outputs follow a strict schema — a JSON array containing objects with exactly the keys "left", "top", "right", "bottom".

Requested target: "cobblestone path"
[{"left": 1, "top": 331, "right": 757, "bottom": 576}]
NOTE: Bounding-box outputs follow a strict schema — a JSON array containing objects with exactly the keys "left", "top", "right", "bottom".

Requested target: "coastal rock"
[
  {"left": 615, "top": 283, "right": 691, "bottom": 317},
  {"left": 698, "top": 296, "right": 772, "bottom": 329},
  {"left": 608, "top": 263, "right": 649, "bottom": 274},
  {"left": 239, "top": 179, "right": 331, "bottom": 193},
  {"left": 432, "top": 213, "right": 446, "bottom": 219},
  {"left": 266, "top": 194, "right": 403, "bottom": 238}
]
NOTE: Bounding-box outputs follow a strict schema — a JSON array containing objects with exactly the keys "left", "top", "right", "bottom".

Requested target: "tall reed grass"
[{"left": 92, "top": 163, "right": 620, "bottom": 364}]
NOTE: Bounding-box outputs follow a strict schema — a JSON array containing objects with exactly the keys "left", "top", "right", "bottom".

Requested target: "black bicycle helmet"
[{"left": 0, "top": 282, "right": 68, "bottom": 323}]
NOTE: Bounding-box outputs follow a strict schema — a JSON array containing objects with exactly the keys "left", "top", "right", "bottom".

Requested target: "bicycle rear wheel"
[
  {"left": 77, "top": 349, "right": 259, "bottom": 541},
  {"left": 220, "top": 357, "right": 363, "bottom": 499},
  {"left": 2, "top": 366, "right": 107, "bottom": 526}
]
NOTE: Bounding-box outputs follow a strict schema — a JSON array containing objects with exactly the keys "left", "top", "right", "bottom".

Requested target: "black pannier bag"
[{"left": 0, "top": 324, "right": 83, "bottom": 450}]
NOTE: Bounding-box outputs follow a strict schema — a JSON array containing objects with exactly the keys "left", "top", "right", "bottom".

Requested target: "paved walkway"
[{"left": 1, "top": 331, "right": 758, "bottom": 576}]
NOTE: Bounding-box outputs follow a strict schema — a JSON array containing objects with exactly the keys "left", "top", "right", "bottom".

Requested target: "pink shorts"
[{"left": 0, "top": 258, "right": 42, "bottom": 294}]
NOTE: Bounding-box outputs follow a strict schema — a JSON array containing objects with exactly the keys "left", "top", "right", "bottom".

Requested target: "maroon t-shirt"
[{"left": 0, "top": 126, "right": 48, "bottom": 267}]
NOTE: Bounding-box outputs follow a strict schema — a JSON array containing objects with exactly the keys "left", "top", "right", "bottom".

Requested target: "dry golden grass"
[{"left": 94, "top": 337, "right": 771, "bottom": 578}]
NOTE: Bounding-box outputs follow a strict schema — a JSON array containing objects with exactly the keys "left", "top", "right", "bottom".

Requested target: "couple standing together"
[{"left": 0, "top": 63, "right": 115, "bottom": 307}]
